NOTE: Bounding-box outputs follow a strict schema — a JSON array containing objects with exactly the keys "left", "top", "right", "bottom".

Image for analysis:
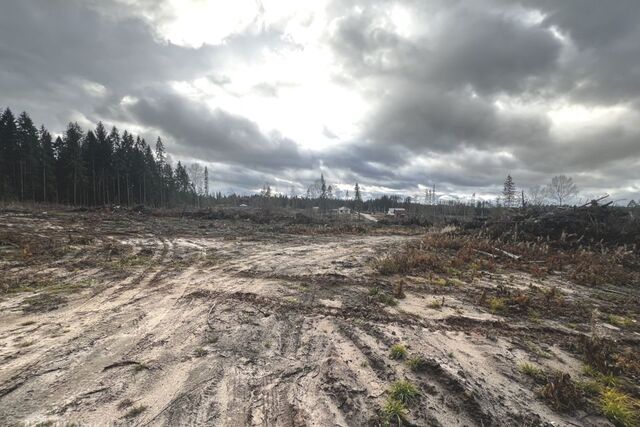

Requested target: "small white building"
[{"left": 387, "top": 208, "right": 407, "bottom": 217}]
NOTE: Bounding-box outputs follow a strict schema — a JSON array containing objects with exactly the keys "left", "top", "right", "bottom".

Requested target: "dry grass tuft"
[
  {"left": 600, "top": 389, "right": 639, "bottom": 427},
  {"left": 540, "top": 371, "right": 581, "bottom": 411},
  {"left": 375, "top": 247, "right": 447, "bottom": 275}
]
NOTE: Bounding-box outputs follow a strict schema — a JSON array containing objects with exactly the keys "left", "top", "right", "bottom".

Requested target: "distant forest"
[
  {"left": 2, "top": 107, "right": 615, "bottom": 213},
  {"left": 0, "top": 107, "right": 380, "bottom": 210},
  {"left": 0, "top": 107, "right": 206, "bottom": 207}
]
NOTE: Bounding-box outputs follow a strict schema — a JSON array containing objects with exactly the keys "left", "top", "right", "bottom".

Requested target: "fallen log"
[{"left": 494, "top": 248, "right": 521, "bottom": 260}]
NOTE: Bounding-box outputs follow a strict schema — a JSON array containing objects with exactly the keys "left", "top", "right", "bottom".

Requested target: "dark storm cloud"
[
  {"left": 125, "top": 88, "right": 313, "bottom": 171},
  {"left": 323, "top": 0, "right": 640, "bottom": 198},
  {"left": 0, "top": 0, "right": 216, "bottom": 134},
  {"left": 329, "top": 1, "right": 561, "bottom": 94},
  {"left": 364, "top": 86, "right": 550, "bottom": 153},
  {"left": 530, "top": 0, "right": 640, "bottom": 105},
  {"left": 325, "top": 0, "right": 561, "bottom": 167},
  {"left": 0, "top": 0, "right": 294, "bottom": 129},
  {"left": 1, "top": 0, "right": 639, "bottom": 198}
]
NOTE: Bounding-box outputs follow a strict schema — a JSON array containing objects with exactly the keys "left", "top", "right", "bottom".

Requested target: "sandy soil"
[{"left": 0, "top": 210, "right": 635, "bottom": 426}]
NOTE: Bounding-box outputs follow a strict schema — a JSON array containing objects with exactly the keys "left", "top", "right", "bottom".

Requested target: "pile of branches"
[{"left": 468, "top": 197, "right": 640, "bottom": 248}]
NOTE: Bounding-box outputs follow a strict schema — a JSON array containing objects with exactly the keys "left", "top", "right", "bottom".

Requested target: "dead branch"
[{"left": 102, "top": 360, "right": 143, "bottom": 371}]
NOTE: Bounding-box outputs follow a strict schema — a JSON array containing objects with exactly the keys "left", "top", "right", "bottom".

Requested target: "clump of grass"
[
  {"left": 390, "top": 344, "right": 407, "bottom": 360},
  {"left": 379, "top": 294, "right": 397, "bottom": 306},
  {"left": 375, "top": 248, "right": 446, "bottom": 275},
  {"left": 574, "top": 379, "right": 602, "bottom": 397},
  {"left": 582, "top": 364, "right": 599, "bottom": 377},
  {"left": 583, "top": 364, "right": 618, "bottom": 387},
  {"left": 600, "top": 389, "right": 638, "bottom": 427},
  {"left": 523, "top": 340, "right": 553, "bottom": 359},
  {"left": 428, "top": 298, "right": 444, "bottom": 309},
  {"left": 518, "top": 362, "right": 545, "bottom": 382},
  {"left": 389, "top": 380, "right": 420, "bottom": 404},
  {"left": 368, "top": 287, "right": 397, "bottom": 306},
  {"left": 407, "top": 356, "right": 427, "bottom": 372},
  {"left": 528, "top": 310, "right": 542, "bottom": 323},
  {"left": 489, "top": 297, "right": 505, "bottom": 313},
  {"left": 124, "top": 405, "right": 147, "bottom": 419},
  {"left": 607, "top": 315, "right": 634, "bottom": 328},
  {"left": 194, "top": 347, "right": 207, "bottom": 357},
  {"left": 431, "top": 277, "right": 448, "bottom": 286},
  {"left": 382, "top": 397, "right": 408, "bottom": 425}
]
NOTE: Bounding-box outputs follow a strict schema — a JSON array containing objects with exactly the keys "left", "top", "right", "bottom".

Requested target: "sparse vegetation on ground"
[
  {"left": 388, "top": 380, "right": 420, "bottom": 404},
  {"left": 382, "top": 397, "right": 408, "bottom": 425},
  {"left": 518, "top": 362, "right": 545, "bottom": 382},
  {"left": 389, "top": 344, "right": 407, "bottom": 360},
  {"left": 600, "top": 389, "right": 639, "bottom": 427},
  {"left": 0, "top": 207, "right": 637, "bottom": 426}
]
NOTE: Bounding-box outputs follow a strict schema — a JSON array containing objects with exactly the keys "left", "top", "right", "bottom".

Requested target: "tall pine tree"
[{"left": 502, "top": 175, "right": 516, "bottom": 208}]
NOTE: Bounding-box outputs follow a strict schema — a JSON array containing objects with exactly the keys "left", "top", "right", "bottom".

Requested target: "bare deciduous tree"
[
  {"left": 526, "top": 185, "right": 548, "bottom": 206},
  {"left": 187, "top": 162, "right": 205, "bottom": 195},
  {"left": 547, "top": 175, "right": 578, "bottom": 205}
]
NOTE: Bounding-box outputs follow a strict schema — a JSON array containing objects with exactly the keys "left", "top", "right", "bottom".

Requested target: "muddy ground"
[{"left": 0, "top": 209, "right": 638, "bottom": 426}]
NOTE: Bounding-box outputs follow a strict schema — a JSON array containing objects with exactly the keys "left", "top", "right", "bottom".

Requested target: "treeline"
[
  {"left": 0, "top": 106, "right": 395, "bottom": 211},
  {"left": 0, "top": 107, "right": 201, "bottom": 207},
  {"left": 2, "top": 106, "right": 613, "bottom": 211}
]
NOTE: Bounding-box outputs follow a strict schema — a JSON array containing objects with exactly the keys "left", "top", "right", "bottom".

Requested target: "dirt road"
[{"left": 0, "top": 211, "right": 629, "bottom": 426}]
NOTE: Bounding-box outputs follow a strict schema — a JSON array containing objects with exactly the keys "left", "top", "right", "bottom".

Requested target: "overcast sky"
[{"left": 1, "top": 0, "right": 639, "bottom": 202}]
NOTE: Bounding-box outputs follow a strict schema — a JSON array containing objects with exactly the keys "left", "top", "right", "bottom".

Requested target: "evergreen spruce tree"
[
  {"left": 354, "top": 182, "right": 363, "bottom": 210},
  {"left": 108, "top": 127, "right": 122, "bottom": 204},
  {"left": 82, "top": 130, "right": 99, "bottom": 205},
  {"left": 39, "top": 126, "right": 56, "bottom": 203},
  {"left": 502, "top": 175, "right": 516, "bottom": 208},
  {"left": 0, "top": 108, "right": 19, "bottom": 199},
  {"left": 155, "top": 137, "right": 167, "bottom": 207},
  {"left": 95, "top": 122, "right": 111, "bottom": 205},
  {"left": 17, "top": 112, "right": 41, "bottom": 201}
]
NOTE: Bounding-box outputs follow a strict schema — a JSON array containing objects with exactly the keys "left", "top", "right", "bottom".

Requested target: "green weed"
[
  {"left": 390, "top": 344, "right": 407, "bottom": 360},
  {"left": 600, "top": 389, "right": 638, "bottom": 427},
  {"left": 388, "top": 380, "right": 420, "bottom": 404}
]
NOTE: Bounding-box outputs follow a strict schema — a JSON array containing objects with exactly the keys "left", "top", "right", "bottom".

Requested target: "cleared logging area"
[{"left": 0, "top": 207, "right": 638, "bottom": 426}]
